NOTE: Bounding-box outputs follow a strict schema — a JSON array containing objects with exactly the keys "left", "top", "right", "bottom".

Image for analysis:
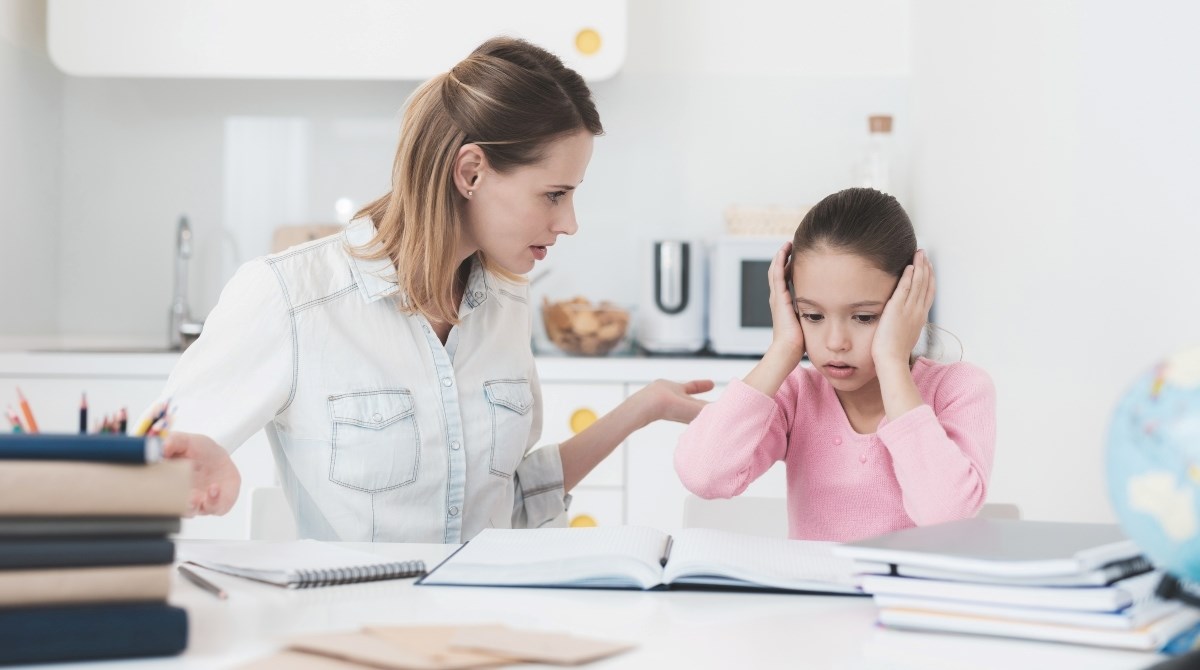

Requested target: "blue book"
[
  {"left": 0, "top": 603, "right": 187, "bottom": 664},
  {"left": 0, "top": 433, "right": 162, "bottom": 463},
  {"left": 0, "top": 537, "right": 175, "bottom": 569}
]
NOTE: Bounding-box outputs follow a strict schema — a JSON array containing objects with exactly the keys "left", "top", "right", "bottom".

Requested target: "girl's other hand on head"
[
  {"left": 767, "top": 242, "right": 805, "bottom": 362},
  {"left": 872, "top": 249, "right": 936, "bottom": 369}
]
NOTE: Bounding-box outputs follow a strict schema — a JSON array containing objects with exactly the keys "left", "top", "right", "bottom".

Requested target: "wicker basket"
[{"left": 723, "top": 205, "right": 811, "bottom": 237}]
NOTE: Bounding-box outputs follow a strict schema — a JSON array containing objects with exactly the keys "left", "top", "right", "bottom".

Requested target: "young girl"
[{"left": 675, "top": 188, "right": 995, "bottom": 542}]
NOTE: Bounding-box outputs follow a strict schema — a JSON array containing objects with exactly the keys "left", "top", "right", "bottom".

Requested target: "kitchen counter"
[{"left": 0, "top": 345, "right": 761, "bottom": 383}]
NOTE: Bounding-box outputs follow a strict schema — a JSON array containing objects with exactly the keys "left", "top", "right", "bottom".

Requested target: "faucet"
[{"left": 168, "top": 215, "right": 204, "bottom": 350}]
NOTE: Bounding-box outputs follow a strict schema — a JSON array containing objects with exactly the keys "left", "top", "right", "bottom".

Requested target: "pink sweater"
[{"left": 675, "top": 358, "right": 996, "bottom": 542}]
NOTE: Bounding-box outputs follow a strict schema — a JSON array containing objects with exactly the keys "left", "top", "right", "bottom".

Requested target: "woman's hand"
[
  {"left": 873, "top": 249, "right": 936, "bottom": 370},
  {"left": 631, "top": 379, "right": 716, "bottom": 426},
  {"left": 162, "top": 432, "right": 242, "bottom": 516},
  {"left": 767, "top": 241, "right": 805, "bottom": 361}
]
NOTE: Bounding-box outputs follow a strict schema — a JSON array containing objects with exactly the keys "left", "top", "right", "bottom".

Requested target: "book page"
[
  {"left": 422, "top": 527, "right": 668, "bottom": 590},
  {"left": 663, "top": 528, "right": 867, "bottom": 593}
]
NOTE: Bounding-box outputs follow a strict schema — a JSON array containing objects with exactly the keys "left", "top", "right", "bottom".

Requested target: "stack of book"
[
  {"left": 0, "top": 433, "right": 191, "bottom": 665},
  {"left": 835, "top": 518, "right": 1200, "bottom": 652}
]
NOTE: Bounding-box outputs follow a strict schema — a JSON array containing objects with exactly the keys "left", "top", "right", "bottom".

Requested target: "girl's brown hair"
[
  {"left": 354, "top": 37, "right": 604, "bottom": 324},
  {"left": 790, "top": 187, "right": 917, "bottom": 278}
]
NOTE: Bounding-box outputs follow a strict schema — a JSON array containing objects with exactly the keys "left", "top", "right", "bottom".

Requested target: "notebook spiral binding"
[{"left": 293, "top": 560, "right": 425, "bottom": 588}]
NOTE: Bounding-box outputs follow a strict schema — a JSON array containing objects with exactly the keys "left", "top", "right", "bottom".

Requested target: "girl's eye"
[
  {"left": 800, "top": 313, "right": 824, "bottom": 323},
  {"left": 546, "top": 191, "right": 567, "bottom": 204},
  {"left": 853, "top": 314, "right": 880, "bottom": 324}
]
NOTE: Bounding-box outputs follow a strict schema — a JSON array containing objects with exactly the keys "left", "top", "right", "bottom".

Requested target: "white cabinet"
[
  {"left": 47, "top": 0, "right": 627, "bottom": 81},
  {"left": 539, "top": 382, "right": 626, "bottom": 527}
]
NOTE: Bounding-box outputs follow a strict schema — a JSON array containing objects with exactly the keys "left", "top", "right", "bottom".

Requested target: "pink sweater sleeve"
[
  {"left": 877, "top": 362, "right": 997, "bottom": 526},
  {"left": 674, "top": 373, "right": 800, "bottom": 499}
]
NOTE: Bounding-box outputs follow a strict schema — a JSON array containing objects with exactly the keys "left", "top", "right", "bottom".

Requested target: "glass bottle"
[{"left": 858, "top": 114, "right": 893, "bottom": 193}]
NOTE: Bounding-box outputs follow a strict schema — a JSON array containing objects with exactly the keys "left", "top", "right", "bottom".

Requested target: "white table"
[{"left": 17, "top": 542, "right": 1172, "bottom": 670}]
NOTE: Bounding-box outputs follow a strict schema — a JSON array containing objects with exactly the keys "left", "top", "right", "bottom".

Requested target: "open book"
[{"left": 419, "top": 526, "right": 887, "bottom": 593}]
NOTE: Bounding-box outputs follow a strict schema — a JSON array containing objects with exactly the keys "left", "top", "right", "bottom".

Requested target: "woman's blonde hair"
[{"left": 354, "top": 37, "right": 604, "bottom": 325}]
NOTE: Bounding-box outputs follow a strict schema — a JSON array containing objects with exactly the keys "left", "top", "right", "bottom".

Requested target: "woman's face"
[{"left": 461, "top": 130, "right": 594, "bottom": 275}]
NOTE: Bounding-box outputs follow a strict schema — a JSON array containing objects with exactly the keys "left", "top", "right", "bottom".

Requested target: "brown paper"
[
  {"left": 290, "top": 631, "right": 499, "bottom": 670},
  {"left": 451, "top": 626, "right": 636, "bottom": 665},
  {"left": 363, "top": 626, "right": 511, "bottom": 667}
]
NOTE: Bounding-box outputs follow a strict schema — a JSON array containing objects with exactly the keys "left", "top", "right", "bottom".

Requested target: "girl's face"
[
  {"left": 461, "top": 130, "right": 594, "bottom": 275},
  {"left": 790, "top": 248, "right": 898, "bottom": 393}
]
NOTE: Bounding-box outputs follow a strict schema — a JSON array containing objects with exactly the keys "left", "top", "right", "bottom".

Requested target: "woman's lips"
[{"left": 531, "top": 245, "right": 547, "bottom": 260}]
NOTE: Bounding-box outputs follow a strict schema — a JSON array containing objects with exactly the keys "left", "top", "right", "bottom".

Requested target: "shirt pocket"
[
  {"left": 327, "top": 390, "right": 421, "bottom": 492},
  {"left": 484, "top": 379, "right": 535, "bottom": 478}
]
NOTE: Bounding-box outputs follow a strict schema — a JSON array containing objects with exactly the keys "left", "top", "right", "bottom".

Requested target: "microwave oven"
[{"left": 708, "top": 235, "right": 791, "bottom": 356}]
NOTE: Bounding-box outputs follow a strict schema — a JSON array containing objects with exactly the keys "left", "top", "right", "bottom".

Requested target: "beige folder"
[{"left": 0, "top": 460, "right": 190, "bottom": 516}]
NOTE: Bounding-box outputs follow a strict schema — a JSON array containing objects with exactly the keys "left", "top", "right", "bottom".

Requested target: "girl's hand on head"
[
  {"left": 161, "top": 432, "right": 242, "bottom": 517},
  {"left": 767, "top": 242, "right": 805, "bottom": 360},
  {"left": 872, "top": 249, "right": 936, "bottom": 369}
]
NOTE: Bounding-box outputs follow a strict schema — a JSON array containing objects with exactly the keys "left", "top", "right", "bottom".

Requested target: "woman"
[{"left": 155, "top": 37, "right": 712, "bottom": 542}]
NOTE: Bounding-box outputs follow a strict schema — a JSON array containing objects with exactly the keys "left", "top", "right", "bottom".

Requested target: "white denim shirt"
[{"left": 159, "top": 218, "right": 568, "bottom": 542}]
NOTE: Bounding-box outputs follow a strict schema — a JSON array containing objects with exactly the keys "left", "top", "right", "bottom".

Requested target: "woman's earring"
[{"left": 467, "top": 190, "right": 473, "bottom": 197}]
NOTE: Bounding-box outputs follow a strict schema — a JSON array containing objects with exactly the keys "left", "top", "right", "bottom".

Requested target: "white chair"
[
  {"left": 977, "top": 502, "right": 1022, "bottom": 520},
  {"left": 248, "top": 486, "right": 299, "bottom": 541},
  {"left": 682, "top": 495, "right": 789, "bottom": 538}
]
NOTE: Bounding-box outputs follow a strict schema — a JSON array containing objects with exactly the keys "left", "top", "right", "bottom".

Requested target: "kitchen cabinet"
[{"left": 47, "top": 0, "right": 627, "bottom": 81}]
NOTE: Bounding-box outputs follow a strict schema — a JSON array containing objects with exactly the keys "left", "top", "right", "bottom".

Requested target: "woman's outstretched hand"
[
  {"left": 633, "top": 379, "right": 716, "bottom": 426},
  {"left": 873, "top": 249, "right": 936, "bottom": 369},
  {"left": 162, "top": 432, "right": 242, "bottom": 516}
]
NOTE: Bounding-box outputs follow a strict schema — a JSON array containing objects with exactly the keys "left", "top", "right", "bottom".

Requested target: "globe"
[{"left": 1107, "top": 345, "right": 1200, "bottom": 583}]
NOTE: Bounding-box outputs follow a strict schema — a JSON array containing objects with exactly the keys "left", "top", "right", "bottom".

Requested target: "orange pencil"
[{"left": 15, "top": 387, "right": 38, "bottom": 434}]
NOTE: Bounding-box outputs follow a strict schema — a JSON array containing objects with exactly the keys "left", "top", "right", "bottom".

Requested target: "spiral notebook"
[{"left": 181, "top": 540, "right": 425, "bottom": 589}]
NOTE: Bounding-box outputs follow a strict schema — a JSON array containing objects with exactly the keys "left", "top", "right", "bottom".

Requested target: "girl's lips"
[
  {"left": 531, "top": 245, "right": 547, "bottom": 261},
  {"left": 824, "top": 363, "right": 856, "bottom": 380}
]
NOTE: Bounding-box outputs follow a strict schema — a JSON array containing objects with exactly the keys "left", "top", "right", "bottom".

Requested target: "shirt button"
[
  {"left": 474, "top": 291, "right": 484, "bottom": 299},
  {"left": 833, "top": 436, "right": 843, "bottom": 446},
  {"left": 859, "top": 454, "right": 868, "bottom": 464},
  {"left": 450, "top": 441, "right": 461, "bottom": 451},
  {"left": 422, "top": 324, "right": 430, "bottom": 332},
  {"left": 442, "top": 377, "right": 453, "bottom": 387},
  {"left": 449, "top": 506, "right": 460, "bottom": 517},
  {"left": 372, "top": 412, "right": 382, "bottom": 423}
]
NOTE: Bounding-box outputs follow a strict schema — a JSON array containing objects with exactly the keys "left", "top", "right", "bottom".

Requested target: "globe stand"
[{"left": 1143, "top": 574, "right": 1200, "bottom": 668}]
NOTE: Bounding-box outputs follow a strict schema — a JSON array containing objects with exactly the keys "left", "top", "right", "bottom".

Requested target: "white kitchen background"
[{"left": 2, "top": 0, "right": 1200, "bottom": 526}]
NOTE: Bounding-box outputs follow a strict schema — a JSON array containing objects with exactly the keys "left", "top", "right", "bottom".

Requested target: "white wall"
[
  {"left": 0, "top": 0, "right": 61, "bottom": 338},
  {"left": 910, "top": 0, "right": 1200, "bottom": 523}
]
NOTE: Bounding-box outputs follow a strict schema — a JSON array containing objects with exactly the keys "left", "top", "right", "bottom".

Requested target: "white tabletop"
[{"left": 17, "top": 541, "right": 1171, "bottom": 670}]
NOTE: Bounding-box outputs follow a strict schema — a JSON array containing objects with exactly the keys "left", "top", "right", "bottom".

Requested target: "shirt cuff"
[
  {"left": 513, "top": 443, "right": 569, "bottom": 528},
  {"left": 877, "top": 403, "right": 938, "bottom": 444}
]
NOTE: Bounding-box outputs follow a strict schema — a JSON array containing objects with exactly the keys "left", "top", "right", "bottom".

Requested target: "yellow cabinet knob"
[
  {"left": 570, "top": 514, "right": 598, "bottom": 528},
  {"left": 575, "top": 28, "right": 602, "bottom": 56},
  {"left": 569, "top": 408, "right": 597, "bottom": 434}
]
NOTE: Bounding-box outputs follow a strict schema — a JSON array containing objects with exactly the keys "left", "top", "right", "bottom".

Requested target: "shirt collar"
[{"left": 344, "top": 216, "right": 492, "bottom": 310}]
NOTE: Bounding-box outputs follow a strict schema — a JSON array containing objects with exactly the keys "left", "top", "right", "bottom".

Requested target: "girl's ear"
[{"left": 453, "top": 144, "right": 487, "bottom": 199}]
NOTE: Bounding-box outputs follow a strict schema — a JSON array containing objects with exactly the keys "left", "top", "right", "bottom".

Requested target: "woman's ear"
[{"left": 453, "top": 144, "right": 486, "bottom": 199}]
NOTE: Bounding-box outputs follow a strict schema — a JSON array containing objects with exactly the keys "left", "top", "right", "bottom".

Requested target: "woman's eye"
[
  {"left": 853, "top": 314, "right": 880, "bottom": 324},
  {"left": 800, "top": 313, "right": 824, "bottom": 323},
  {"left": 546, "top": 191, "right": 567, "bottom": 204}
]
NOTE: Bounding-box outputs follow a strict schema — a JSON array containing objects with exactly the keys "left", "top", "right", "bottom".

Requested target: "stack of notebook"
[
  {"left": 834, "top": 518, "right": 1200, "bottom": 652},
  {"left": 0, "top": 433, "right": 191, "bottom": 665}
]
